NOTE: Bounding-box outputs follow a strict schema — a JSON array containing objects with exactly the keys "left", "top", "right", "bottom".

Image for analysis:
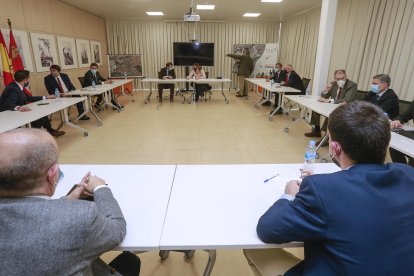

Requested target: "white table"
[
  {"left": 245, "top": 78, "right": 301, "bottom": 120},
  {"left": 160, "top": 163, "right": 339, "bottom": 275},
  {"left": 0, "top": 97, "right": 88, "bottom": 136},
  {"left": 141, "top": 78, "right": 232, "bottom": 105},
  {"left": 54, "top": 165, "right": 176, "bottom": 251},
  {"left": 390, "top": 131, "right": 414, "bottom": 158},
  {"left": 68, "top": 79, "right": 133, "bottom": 126}
]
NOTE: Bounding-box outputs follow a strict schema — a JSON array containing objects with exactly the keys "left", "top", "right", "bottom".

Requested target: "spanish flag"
[{"left": 0, "top": 30, "right": 13, "bottom": 86}]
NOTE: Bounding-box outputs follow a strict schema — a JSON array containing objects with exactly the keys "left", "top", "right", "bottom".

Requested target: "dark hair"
[
  {"left": 90, "top": 63, "right": 98, "bottom": 68},
  {"left": 373, "top": 74, "right": 391, "bottom": 86},
  {"left": 166, "top": 62, "right": 173, "bottom": 67},
  {"left": 0, "top": 129, "right": 58, "bottom": 197},
  {"left": 328, "top": 101, "right": 390, "bottom": 164},
  {"left": 14, "top": 70, "right": 30, "bottom": 82},
  {"left": 276, "top": 63, "right": 282, "bottom": 67},
  {"left": 50, "top": 64, "right": 61, "bottom": 72}
]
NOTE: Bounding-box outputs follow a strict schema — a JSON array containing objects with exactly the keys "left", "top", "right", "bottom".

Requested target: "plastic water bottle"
[
  {"left": 54, "top": 88, "right": 61, "bottom": 101},
  {"left": 92, "top": 81, "right": 96, "bottom": 90},
  {"left": 221, "top": 73, "right": 224, "bottom": 79},
  {"left": 304, "top": 140, "right": 317, "bottom": 171},
  {"left": 271, "top": 79, "right": 274, "bottom": 86},
  {"left": 306, "top": 87, "right": 311, "bottom": 96}
]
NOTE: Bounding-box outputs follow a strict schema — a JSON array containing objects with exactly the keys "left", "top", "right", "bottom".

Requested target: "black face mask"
[{"left": 330, "top": 153, "right": 340, "bottom": 167}]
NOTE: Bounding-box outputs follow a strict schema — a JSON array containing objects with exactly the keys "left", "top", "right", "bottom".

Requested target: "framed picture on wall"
[
  {"left": 90, "top": 41, "right": 102, "bottom": 65},
  {"left": 30, "top": 32, "right": 59, "bottom": 72},
  {"left": 1, "top": 28, "right": 34, "bottom": 72},
  {"left": 76, "top": 39, "right": 91, "bottom": 68},
  {"left": 56, "top": 36, "right": 78, "bottom": 69}
]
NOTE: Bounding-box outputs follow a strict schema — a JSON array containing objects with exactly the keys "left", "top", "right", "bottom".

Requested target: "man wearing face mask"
[
  {"left": 0, "top": 128, "right": 141, "bottom": 276},
  {"left": 364, "top": 74, "right": 399, "bottom": 119},
  {"left": 0, "top": 70, "right": 65, "bottom": 137},
  {"left": 226, "top": 48, "right": 254, "bottom": 97},
  {"left": 305, "top": 69, "right": 357, "bottom": 139},
  {"left": 157, "top": 62, "right": 176, "bottom": 102},
  {"left": 244, "top": 101, "right": 414, "bottom": 276}
]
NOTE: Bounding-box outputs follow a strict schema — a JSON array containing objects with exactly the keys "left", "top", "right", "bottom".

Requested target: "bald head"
[{"left": 0, "top": 129, "right": 58, "bottom": 197}]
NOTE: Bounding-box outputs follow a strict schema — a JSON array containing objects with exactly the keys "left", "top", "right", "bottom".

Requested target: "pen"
[{"left": 264, "top": 173, "right": 279, "bottom": 183}]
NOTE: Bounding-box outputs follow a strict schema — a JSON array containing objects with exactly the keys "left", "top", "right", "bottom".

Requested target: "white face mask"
[{"left": 337, "top": 79, "right": 345, "bottom": 88}]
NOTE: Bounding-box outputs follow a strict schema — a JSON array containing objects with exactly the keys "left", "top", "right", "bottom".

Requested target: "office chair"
[
  {"left": 354, "top": 90, "right": 369, "bottom": 101},
  {"left": 78, "top": 76, "right": 85, "bottom": 88}
]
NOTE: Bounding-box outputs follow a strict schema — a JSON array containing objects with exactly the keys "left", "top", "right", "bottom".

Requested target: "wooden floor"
[{"left": 56, "top": 89, "right": 330, "bottom": 275}]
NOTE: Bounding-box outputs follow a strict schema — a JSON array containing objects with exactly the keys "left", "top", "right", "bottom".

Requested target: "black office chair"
[
  {"left": 354, "top": 90, "right": 369, "bottom": 101},
  {"left": 302, "top": 78, "right": 311, "bottom": 92},
  {"left": 78, "top": 76, "right": 85, "bottom": 88},
  {"left": 399, "top": 99, "right": 412, "bottom": 115}
]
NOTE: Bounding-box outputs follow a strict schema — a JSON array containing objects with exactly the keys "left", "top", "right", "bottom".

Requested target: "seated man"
[
  {"left": 0, "top": 70, "right": 65, "bottom": 137},
  {"left": 364, "top": 73, "right": 399, "bottom": 119},
  {"left": 83, "top": 63, "right": 122, "bottom": 109},
  {"left": 389, "top": 100, "right": 414, "bottom": 166},
  {"left": 305, "top": 69, "right": 357, "bottom": 143},
  {"left": 244, "top": 101, "right": 414, "bottom": 275},
  {"left": 271, "top": 63, "right": 286, "bottom": 84},
  {"left": 0, "top": 128, "right": 140, "bottom": 276},
  {"left": 44, "top": 64, "right": 90, "bottom": 120},
  {"left": 158, "top": 62, "right": 176, "bottom": 102}
]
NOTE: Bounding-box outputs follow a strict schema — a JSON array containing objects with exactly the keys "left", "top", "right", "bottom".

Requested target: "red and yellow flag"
[
  {"left": 0, "top": 30, "right": 13, "bottom": 86},
  {"left": 9, "top": 30, "right": 24, "bottom": 71}
]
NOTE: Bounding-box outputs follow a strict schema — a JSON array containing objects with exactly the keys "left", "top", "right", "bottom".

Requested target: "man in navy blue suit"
[
  {"left": 44, "top": 65, "right": 90, "bottom": 120},
  {"left": 244, "top": 101, "right": 414, "bottom": 275}
]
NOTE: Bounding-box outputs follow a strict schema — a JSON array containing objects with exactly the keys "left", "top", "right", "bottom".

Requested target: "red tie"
[
  {"left": 285, "top": 74, "right": 289, "bottom": 84},
  {"left": 56, "top": 77, "right": 64, "bottom": 93}
]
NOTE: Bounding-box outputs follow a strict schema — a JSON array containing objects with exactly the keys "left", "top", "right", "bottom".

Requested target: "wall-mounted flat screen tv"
[{"left": 173, "top": 42, "right": 214, "bottom": 66}]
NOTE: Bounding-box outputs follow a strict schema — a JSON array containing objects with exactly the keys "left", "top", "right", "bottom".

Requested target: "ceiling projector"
[{"left": 184, "top": 7, "right": 200, "bottom": 22}]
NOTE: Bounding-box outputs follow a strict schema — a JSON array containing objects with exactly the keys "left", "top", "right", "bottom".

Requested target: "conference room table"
[
  {"left": 54, "top": 163, "right": 339, "bottom": 276},
  {"left": 68, "top": 79, "right": 133, "bottom": 126},
  {"left": 0, "top": 97, "right": 88, "bottom": 136},
  {"left": 283, "top": 95, "right": 414, "bottom": 159},
  {"left": 141, "top": 78, "right": 232, "bottom": 105},
  {"left": 245, "top": 78, "right": 301, "bottom": 120}
]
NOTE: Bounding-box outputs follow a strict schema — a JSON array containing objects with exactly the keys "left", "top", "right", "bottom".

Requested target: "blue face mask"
[
  {"left": 371, "top": 84, "right": 380, "bottom": 93},
  {"left": 91, "top": 69, "right": 97, "bottom": 75}
]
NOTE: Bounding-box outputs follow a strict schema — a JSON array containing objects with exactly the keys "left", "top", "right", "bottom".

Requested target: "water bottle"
[
  {"left": 306, "top": 87, "right": 311, "bottom": 96},
  {"left": 271, "top": 79, "right": 274, "bottom": 86},
  {"left": 92, "top": 81, "right": 96, "bottom": 90},
  {"left": 221, "top": 73, "right": 224, "bottom": 79},
  {"left": 145, "top": 73, "right": 149, "bottom": 79},
  {"left": 304, "top": 140, "right": 317, "bottom": 171},
  {"left": 54, "top": 88, "right": 60, "bottom": 101}
]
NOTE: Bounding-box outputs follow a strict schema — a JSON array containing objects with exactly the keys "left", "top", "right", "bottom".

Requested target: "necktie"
[
  {"left": 56, "top": 77, "right": 64, "bottom": 93},
  {"left": 285, "top": 74, "right": 289, "bottom": 84},
  {"left": 336, "top": 87, "right": 343, "bottom": 99},
  {"left": 166, "top": 69, "right": 169, "bottom": 76},
  {"left": 376, "top": 95, "right": 380, "bottom": 101}
]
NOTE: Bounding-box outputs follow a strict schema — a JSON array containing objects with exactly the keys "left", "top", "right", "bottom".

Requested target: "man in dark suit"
[
  {"left": 44, "top": 65, "right": 90, "bottom": 120},
  {"left": 227, "top": 48, "right": 254, "bottom": 97},
  {"left": 244, "top": 101, "right": 414, "bottom": 275},
  {"left": 83, "top": 63, "right": 122, "bottom": 109},
  {"left": 305, "top": 69, "right": 358, "bottom": 139},
  {"left": 389, "top": 100, "right": 414, "bottom": 166},
  {"left": 364, "top": 74, "right": 399, "bottom": 119},
  {"left": 0, "top": 128, "right": 141, "bottom": 276},
  {"left": 158, "top": 62, "right": 176, "bottom": 102},
  {"left": 0, "top": 70, "right": 65, "bottom": 137},
  {"left": 283, "top": 64, "right": 305, "bottom": 94},
  {"left": 271, "top": 63, "right": 286, "bottom": 83}
]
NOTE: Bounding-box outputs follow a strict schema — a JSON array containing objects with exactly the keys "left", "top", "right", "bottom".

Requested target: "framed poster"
[
  {"left": 90, "top": 41, "right": 102, "bottom": 65},
  {"left": 108, "top": 54, "right": 143, "bottom": 78},
  {"left": 56, "top": 36, "right": 78, "bottom": 69},
  {"left": 76, "top": 39, "right": 91, "bottom": 68},
  {"left": 30, "top": 32, "right": 59, "bottom": 72},
  {"left": 1, "top": 28, "right": 34, "bottom": 72}
]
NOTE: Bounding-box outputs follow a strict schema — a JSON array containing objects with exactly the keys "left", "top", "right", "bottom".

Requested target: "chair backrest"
[
  {"left": 205, "top": 71, "right": 209, "bottom": 79},
  {"left": 399, "top": 100, "right": 412, "bottom": 115},
  {"left": 302, "top": 78, "right": 311, "bottom": 90},
  {"left": 354, "top": 90, "right": 369, "bottom": 101},
  {"left": 78, "top": 76, "right": 85, "bottom": 88}
]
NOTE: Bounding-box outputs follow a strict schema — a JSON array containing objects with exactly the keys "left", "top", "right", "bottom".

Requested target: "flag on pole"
[
  {"left": 0, "top": 30, "right": 13, "bottom": 86},
  {"left": 9, "top": 30, "right": 24, "bottom": 71}
]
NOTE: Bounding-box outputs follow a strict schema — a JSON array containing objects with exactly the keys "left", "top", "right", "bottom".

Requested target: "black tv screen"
[{"left": 173, "top": 42, "right": 214, "bottom": 66}]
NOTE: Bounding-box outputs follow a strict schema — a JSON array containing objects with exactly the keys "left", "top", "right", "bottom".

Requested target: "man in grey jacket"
[
  {"left": 227, "top": 48, "right": 254, "bottom": 97},
  {"left": 0, "top": 128, "right": 140, "bottom": 276}
]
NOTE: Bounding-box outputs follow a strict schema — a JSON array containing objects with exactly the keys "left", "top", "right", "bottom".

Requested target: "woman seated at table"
[{"left": 186, "top": 63, "right": 208, "bottom": 102}]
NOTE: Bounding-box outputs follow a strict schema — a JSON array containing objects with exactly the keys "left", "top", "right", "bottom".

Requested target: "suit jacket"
[
  {"left": 395, "top": 101, "right": 414, "bottom": 124},
  {"left": 285, "top": 70, "right": 305, "bottom": 94},
  {"left": 0, "top": 188, "right": 126, "bottom": 276},
  {"left": 0, "top": 82, "right": 43, "bottom": 112},
  {"left": 44, "top": 73, "right": 76, "bottom": 95},
  {"left": 158, "top": 67, "right": 176, "bottom": 88},
  {"left": 271, "top": 70, "right": 286, "bottom": 83},
  {"left": 364, "top": 88, "right": 399, "bottom": 119},
  {"left": 226, "top": 54, "right": 254, "bottom": 76},
  {"left": 83, "top": 70, "right": 106, "bottom": 87},
  {"left": 322, "top": 79, "right": 358, "bottom": 103},
  {"left": 257, "top": 163, "right": 414, "bottom": 275}
]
